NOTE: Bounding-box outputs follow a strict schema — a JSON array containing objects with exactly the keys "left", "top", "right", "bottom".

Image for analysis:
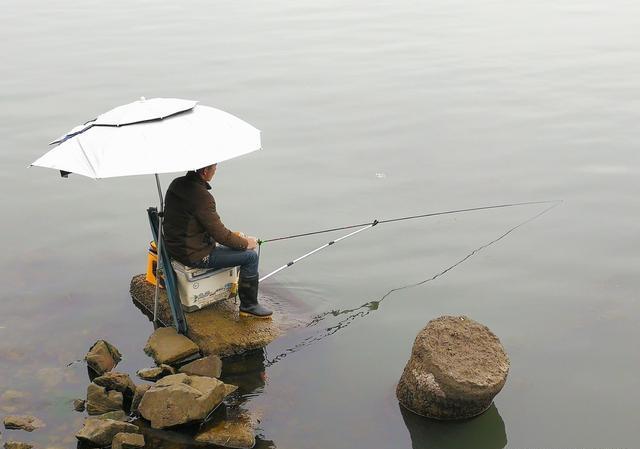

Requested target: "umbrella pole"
[{"left": 153, "top": 173, "right": 164, "bottom": 328}]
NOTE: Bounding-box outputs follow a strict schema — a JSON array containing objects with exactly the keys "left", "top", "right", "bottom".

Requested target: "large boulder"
[
  {"left": 85, "top": 340, "right": 122, "bottom": 375},
  {"left": 86, "top": 382, "right": 123, "bottom": 415},
  {"left": 144, "top": 327, "right": 200, "bottom": 365},
  {"left": 179, "top": 355, "right": 222, "bottom": 378},
  {"left": 3, "top": 415, "right": 45, "bottom": 432},
  {"left": 131, "top": 274, "right": 282, "bottom": 356},
  {"left": 75, "top": 418, "right": 139, "bottom": 447},
  {"left": 138, "top": 373, "right": 237, "bottom": 429},
  {"left": 396, "top": 315, "right": 510, "bottom": 420}
]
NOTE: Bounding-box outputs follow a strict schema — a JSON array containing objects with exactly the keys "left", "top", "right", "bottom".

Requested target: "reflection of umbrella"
[{"left": 32, "top": 97, "right": 261, "bottom": 331}]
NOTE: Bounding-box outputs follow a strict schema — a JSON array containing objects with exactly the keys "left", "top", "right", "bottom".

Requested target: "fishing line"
[
  {"left": 263, "top": 201, "right": 560, "bottom": 367},
  {"left": 258, "top": 200, "right": 560, "bottom": 244}
]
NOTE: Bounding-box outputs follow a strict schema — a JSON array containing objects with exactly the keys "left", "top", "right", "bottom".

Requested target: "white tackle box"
[{"left": 171, "top": 261, "right": 239, "bottom": 312}]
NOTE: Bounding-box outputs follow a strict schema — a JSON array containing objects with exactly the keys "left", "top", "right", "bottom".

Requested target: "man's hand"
[{"left": 246, "top": 236, "right": 258, "bottom": 250}]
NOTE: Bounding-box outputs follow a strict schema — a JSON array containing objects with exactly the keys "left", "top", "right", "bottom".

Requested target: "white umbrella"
[{"left": 32, "top": 97, "right": 262, "bottom": 331}]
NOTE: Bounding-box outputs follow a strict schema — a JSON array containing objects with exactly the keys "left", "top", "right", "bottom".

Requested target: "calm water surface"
[{"left": 1, "top": 1, "right": 639, "bottom": 448}]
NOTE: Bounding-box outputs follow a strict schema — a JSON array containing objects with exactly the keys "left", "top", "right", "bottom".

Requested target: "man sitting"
[{"left": 163, "top": 163, "right": 272, "bottom": 318}]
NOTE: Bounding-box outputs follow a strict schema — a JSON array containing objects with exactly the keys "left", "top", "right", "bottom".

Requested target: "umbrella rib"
[{"left": 76, "top": 137, "right": 98, "bottom": 178}]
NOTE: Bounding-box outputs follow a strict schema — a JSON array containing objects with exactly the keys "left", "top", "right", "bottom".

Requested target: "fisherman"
[{"left": 163, "top": 163, "right": 272, "bottom": 318}]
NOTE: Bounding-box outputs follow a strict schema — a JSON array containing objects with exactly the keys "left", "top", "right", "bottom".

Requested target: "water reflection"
[{"left": 400, "top": 403, "right": 507, "bottom": 449}]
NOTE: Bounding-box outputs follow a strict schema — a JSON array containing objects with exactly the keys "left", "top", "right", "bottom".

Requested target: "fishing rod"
[
  {"left": 258, "top": 200, "right": 560, "bottom": 244},
  {"left": 258, "top": 199, "right": 561, "bottom": 282}
]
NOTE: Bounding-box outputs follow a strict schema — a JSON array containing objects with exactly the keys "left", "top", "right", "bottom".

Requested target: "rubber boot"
[{"left": 238, "top": 275, "right": 272, "bottom": 318}]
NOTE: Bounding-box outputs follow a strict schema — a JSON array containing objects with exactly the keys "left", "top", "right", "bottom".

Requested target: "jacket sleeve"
[{"left": 193, "top": 194, "right": 248, "bottom": 250}]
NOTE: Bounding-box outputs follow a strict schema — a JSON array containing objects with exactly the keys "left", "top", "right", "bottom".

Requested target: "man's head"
[{"left": 196, "top": 163, "right": 217, "bottom": 182}]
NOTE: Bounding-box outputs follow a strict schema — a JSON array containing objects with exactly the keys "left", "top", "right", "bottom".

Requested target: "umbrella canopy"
[{"left": 33, "top": 98, "right": 261, "bottom": 178}]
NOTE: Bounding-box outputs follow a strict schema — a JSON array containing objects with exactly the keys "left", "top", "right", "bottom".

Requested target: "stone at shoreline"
[
  {"left": 136, "top": 364, "right": 175, "bottom": 381},
  {"left": 179, "top": 355, "right": 222, "bottom": 378},
  {"left": 73, "top": 399, "right": 86, "bottom": 412},
  {"left": 93, "top": 371, "right": 137, "bottom": 399},
  {"left": 85, "top": 340, "right": 122, "bottom": 376},
  {"left": 144, "top": 327, "right": 200, "bottom": 365},
  {"left": 138, "top": 373, "right": 235, "bottom": 429},
  {"left": 75, "top": 418, "right": 139, "bottom": 447},
  {"left": 396, "top": 315, "right": 510, "bottom": 420},
  {"left": 131, "top": 384, "right": 151, "bottom": 415},
  {"left": 3, "top": 442, "right": 33, "bottom": 449},
  {"left": 130, "top": 274, "right": 281, "bottom": 356},
  {"left": 112, "top": 432, "right": 145, "bottom": 449},
  {"left": 194, "top": 412, "right": 256, "bottom": 449},
  {"left": 3, "top": 415, "right": 45, "bottom": 432},
  {"left": 86, "top": 382, "right": 123, "bottom": 415}
]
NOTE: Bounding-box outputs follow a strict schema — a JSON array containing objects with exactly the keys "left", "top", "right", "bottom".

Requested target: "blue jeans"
[{"left": 196, "top": 245, "right": 259, "bottom": 279}]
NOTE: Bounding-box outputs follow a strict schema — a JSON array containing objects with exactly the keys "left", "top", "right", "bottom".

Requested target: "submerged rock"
[
  {"left": 75, "top": 418, "right": 139, "bottom": 447},
  {"left": 130, "top": 274, "right": 281, "bottom": 356},
  {"left": 396, "top": 315, "right": 510, "bottom": 420},
  {"left": 136, "top": 364, "right": 175, "bottom": 381},
  {"left": 85, "top": 340, "right": 122, "bottom": 376},
  {"left": 144, "top": 327, "right": 200, "bottom": 365},
  {"left": 138, "top": 373, "right": 237, "bottom": 429},
  {"left": 112, "top": 432, "right": 145, "bottom": 449},
  {"left": 194, "top": 412, "right": 256, "bottom": 448},
  {"left": 73, "top": 399, "right": 86, "bottom": 412},
  {"left": 3, "top": 415, "right": 45, "bottom": 432},
  {"left": 3, "top": 442, "right": 33, "bottom": 449},
  {"left": 86, "top": 382, "right": 123, "bottom": 415},
  {"left": 179, "top": 355, "right": 223, "bottom": 378}
]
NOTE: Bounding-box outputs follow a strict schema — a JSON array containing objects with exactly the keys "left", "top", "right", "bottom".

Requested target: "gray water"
[{"left": 1, "top": 0, "right": 639, "bottom": 448}]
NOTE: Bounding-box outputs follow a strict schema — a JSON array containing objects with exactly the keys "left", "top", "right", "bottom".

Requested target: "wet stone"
[
  {"left": 85, "top": 340, "right": 122, "bottom": 376},
  {"left": 3, "top": 442, "right": 33, "bottom": 449},
  {"left": 194, "top": 412, "right": 256, "bottom": 449},
  {"left": 75, "top": 418, "right": 139, "bottom": 447},
  {"left": 96, "top": 410, "right": 127, "bottom": 421},
  {"left": 3, "top": 415, "right": 45, "bottom": 432},
  {"left": 179, "top": 355, "right": 222, "bottom": 378},
  {"left": 130, "top": 274, "right": 282, "bottom": 357},
  {"left": 73, "top": 399, "right": 86, "bottom": 412},
  {"left": 86, "top": 382, "right": 123, "bottom": 415},
  {"left": 112, "top": 432, "right": 145, "bottom": 449},
  {"left": 144, "top": 327, "right": 200, "bottom": 365},
  {"left": 396, "top": 315, "right": 510, "bottom": 420},
  {"left": 93, "top": 371, "right": 136, "bottom": 399}
]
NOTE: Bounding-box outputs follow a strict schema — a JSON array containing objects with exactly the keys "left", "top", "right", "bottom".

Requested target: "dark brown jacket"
[{"left": 163, "top": 171, "right": 247, "bottom": 266}]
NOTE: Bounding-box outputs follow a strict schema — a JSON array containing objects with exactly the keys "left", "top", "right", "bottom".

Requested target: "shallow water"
[{"left": 1, "top": 0, "right": 639, "bottom": 448}]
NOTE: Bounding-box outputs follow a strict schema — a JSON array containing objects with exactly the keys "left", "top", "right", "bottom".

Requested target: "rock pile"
[
  {"left": 396, "top": 315, "right": 510, "bottom": 420},
  {"left": 69, "top": 335, "right": 256, "bottom": 448}
]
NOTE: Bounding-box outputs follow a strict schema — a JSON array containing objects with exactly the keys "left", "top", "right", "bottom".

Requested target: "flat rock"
[
  {"left": 3, "top": 442, "right": 33, "bottom": 449},
  {"left": 86, "top": 382, "right": 123, "bottom": 415},
  {"left": 138, "top": 373, "right": 236, "bottom": 429},
  {"left": 75, "top": 418, "right": 139, "bottom": 447},
  {"left": 112, "top": 432, "right": 145, "bottom": 449},
  {"left": 131, "top": 384, "right": 151, "bottom": 415},
  {"left": 96, "top": 410, "right": 127, "bottom": 421},
  {"left": 194, "top": 412, "right": 256, "bottom": 448},
  {"left": 144, "top": 327, "right": 200, "bottom": 365},
  {"left": 3, "top": 415, "right": 45, "bottom": 432},
  {"left": 136, "top": 364, "right": 175, "bottom": 381},
  {"left": 85, "top": 340, "right": 122, "bottom": 376},
  {"left": 396, "top": 315, "right": 510, "bottom": 420},
  {"left": 179, "top": 355, "right": 222, "bottom": 378},
  {"left": 131, "top": 274, "right": 281, "bottom": 356}
]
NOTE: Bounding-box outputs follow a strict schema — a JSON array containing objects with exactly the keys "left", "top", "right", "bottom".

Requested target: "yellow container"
[{"left": 145, "top": 241, "right": 165, "bottom": 288}]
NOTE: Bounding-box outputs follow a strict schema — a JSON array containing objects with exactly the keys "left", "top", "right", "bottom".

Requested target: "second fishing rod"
[{"left": 257, "top": 199, "right": 561, "bottom": 282}]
